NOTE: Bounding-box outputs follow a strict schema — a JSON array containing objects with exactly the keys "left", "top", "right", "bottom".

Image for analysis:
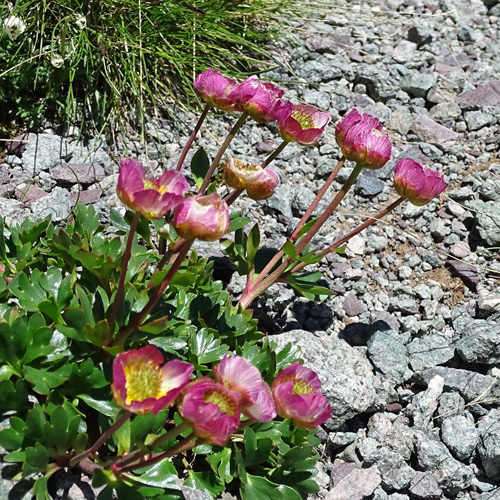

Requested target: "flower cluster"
[
  {"left": 194, "top": 68, "right": 331, "bottom": 145},
  {"left": 112, "top": 347, "right": 331, "bottom": 446}
]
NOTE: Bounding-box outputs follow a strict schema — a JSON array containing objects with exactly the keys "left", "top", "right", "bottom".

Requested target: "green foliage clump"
[
  {"left": 0, "top": 205, "right": 322, "bottom": 499},
  {"left": 0, "top": 0, "right": 289, "bottom": 130}
]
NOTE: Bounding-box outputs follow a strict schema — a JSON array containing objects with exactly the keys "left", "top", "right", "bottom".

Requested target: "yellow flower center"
[
  {"left": 279, "top": 374, "right": 314, "bottom": 395},
  {"left": 292, "top": 109, "right": 314, "bottom": 129},
  {"left": 124, "top": 360, "right": 163, "bottom": 403},
  {"left": 142, "top": 179, "right": 169, "bottom": 194},
  {"left": 204, "top": 388, "right": 238, "bottom": 416}
]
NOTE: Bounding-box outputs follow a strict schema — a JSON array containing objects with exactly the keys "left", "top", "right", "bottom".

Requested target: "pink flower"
[
  {"left": 111, "top": 346, "right": 194, "bottom": 415},
  {"left": 276, "top": 103, "right": 331, "bottom": 146},
  {"left": 335, "top": 109, "right": 382, "bottom": 144},
  {"left": 214, "top": 356, "right": 277, "bottom": 422},
  {"left": 178, "top": 377, "right": 241, "bottom": 445},
  {"left": 393, "top": 158, "right": 446, "bottom": 206},
  {"left": 238, "top": 76, "right": 284, "bottom": 123},
  {"left": 271, "top": 362, "right": 331, "bottom": 429},
  {"left": 335, "top": 110, "right": 391, "bottom": 170},
  {"left": 116, "top": 158, "right": 189, "bottom": 219},
  {"left": 173, "top": 192, "right": 230, "bottom": 241},
  {"left": 224, "top": 158, "right": 279, "bottom": 201},
  {"left": 193, "top": 68, "right": 240, "bottom": 112}
]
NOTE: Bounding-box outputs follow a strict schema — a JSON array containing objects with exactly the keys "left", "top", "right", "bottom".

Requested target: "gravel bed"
[{"left": 1, "top": 0, "right": 500, "bottom": 498}]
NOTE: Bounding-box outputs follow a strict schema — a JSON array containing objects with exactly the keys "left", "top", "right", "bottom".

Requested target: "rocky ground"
[{"left": 1, "top": 0, "right": 500, "bottom": 498}]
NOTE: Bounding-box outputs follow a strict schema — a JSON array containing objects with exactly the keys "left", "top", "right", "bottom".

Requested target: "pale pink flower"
[
  {"left": 178, "top": 377, "right": 241, "bottom": 446},
  {"left": 272, "top": 362, "right": 331, "bottom": 429},
  {"left": 214, "top": 356, "right": 277, "bottom": 422},
  {"left": 276, "top": 103, "right": 331, "bottom": 146},
  {"left": 393, "top": 158, "right": 446, "bottom": 206},
  {"left": 193, "top": 68, "right": 240, "bottom": 112},
  {"left": 116, "top": 158, "right": 188, "bottom": 219},
  {"left": 111, "top": 346, "right": 194, "bottom": 415},
  {"left": 224, "top": 158, "right": 279, "bottom": 201},
  {"left": 173, "top": 192, "right": 230, "bottom": 241}
]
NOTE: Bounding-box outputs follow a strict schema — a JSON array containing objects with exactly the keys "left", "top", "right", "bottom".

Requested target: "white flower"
[
  {"left": 51, "top": 53, "right": 64, "bottom": 68},
  {"left": 3, "top": 15, "right": 26, "bottom": 41},
  {"left": 74, "top": 14, "right": 86, "bottom": 30}
]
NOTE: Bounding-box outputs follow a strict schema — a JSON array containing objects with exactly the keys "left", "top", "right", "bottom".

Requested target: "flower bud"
[
  {"left": 117, "top": 158, "right": 189, "bottom": 219},
  {"left": 276, "top": 103, "right": 331, "bottom": 146},
  {"left": 335, "top": 110, "right": 391, "bottom": 169},
  {"left": 238, "top": 76, "right": 284, "bottom": 123},
  {"left": 393, "top": 158, "right": 446, "bottom": 206},
  {"left": 224, "top": 158, "right": 279, "bottom": 201},
  {"left": 193, "top": 68, "right": 240, "bottom": 112},
  {"left": 173, "top": 193, "right": 230, "bottom": 241}
]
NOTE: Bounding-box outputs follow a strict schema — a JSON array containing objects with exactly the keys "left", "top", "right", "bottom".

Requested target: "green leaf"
[
  {"left": 297, "top": 217, "right": 320, "bottom": 237},
  {"left": 0, "top": 417, "right": 25, "bottom": 450},
  {"left": 133, "top": 460, "right": 180, "bottom": 489},
  {"left": 191, "top": 147, "right": 211, "bottom": 189},
  {"left": 79, "top": 394, "right": 119, "bottom": 417},
  {"left": 229, "top": 214, "right": 252, "bottom": 232},
  {"left": 23, "top": 365, "right": 71, "bottom": 395},
  {"left": 282, "top": 240, "right": 297, "bottom": 261},
  {"left": 33, "top": 474, "right": 52, "bottom": 500},
  {"left": 184, "top": 470, "right": 224, "bottom": 497},
  {"left": 246, "top": 224, "right": 260, "bottom": 266},
  {"left": 25, "top": 442, "right": 49, "bottom": 474},
  {"left": 240, "top": 474, "right": 302, "bottom": 500},
  {"left": 206, "top": 447, "right": 233, "bottom": 484},
  {"left": 190, "top": 329, "right": 228, "bottom": 364},
  {"left": 110, "top": 207, "right": 131, "bottom": 232},
  {"left": 243, "top": 427, "right": 273, "bottom": 466},
  {"left": 25, "top": 404, "right": 46, "bottom": 441}
]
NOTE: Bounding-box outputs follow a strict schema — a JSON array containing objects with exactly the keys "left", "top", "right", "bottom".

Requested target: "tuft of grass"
[{"left": 0, "top": 0, "right": 296, "bottom": 134}]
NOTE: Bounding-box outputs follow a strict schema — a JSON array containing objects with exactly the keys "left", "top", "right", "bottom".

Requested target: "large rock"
[
  {"left": 455, "top": 313, "right": 500, "bottom": 364},
  {"left": 477, "top": 409, "right": 500, "bottom": 480},
  {"left": 367, "top": 329, "right": 408, "bottom": 384},
  {"left": 475, "top": 202, "right": 500, "bottom": 245},
  {"left": 21, "top": 134, "right": 74, "bottom": 174},
  {"left": 413, "top": 429, "right": 474, "bottom": 493},
  {"left": 326, "top": 462, "right": 381, "bottom": 500},
  {"left": 272, "top": 330, "right": 378, "bottom": 429},
  {"left": 457, "top": 80, "right": 500, "bottom": 109}
]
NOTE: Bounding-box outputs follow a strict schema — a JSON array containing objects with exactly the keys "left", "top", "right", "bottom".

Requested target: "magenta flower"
[
  {"left": 393, "top": 158, "right": 447, "bottom": 206},
  {"left": 178, "top": 377, "right": 241, "bottom": 445},
  {"left": 276, "top": 103, "right": 331, "bottom": 146},
  {"left": 271, "top": 362, "right": 331, "bottom": 429},
  {"left": 193, "top": 68, "right": 240, "bottom": 112},
  {"left": 214, "top": 356, "right": 277, "bottom": 422},
  {"left": 224, "top": 158, "right": 279, "bottom": 201},
  {"left": 116, "top": 158, "right": 189, "bottom": 219},
  {"left": 238, "top": 75, "right": 284, "bottom": 123},
  {"left": 111, "top": 346, "right": 194, "bottom": 415},
  {"left": 335, "top": 109, "right": 382, "bottom": 144},
  {"left": 173, "top": 192, "right": 230, "bottom": 241},
  {"left": 335, "top": 110, "right": 391, "bottom": 170}
]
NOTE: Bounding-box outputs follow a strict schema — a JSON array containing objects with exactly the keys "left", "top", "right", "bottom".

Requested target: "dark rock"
[
  {"left": 401, "top": 72, "right": 436, "bottom": 99},
  {"left": 413, "top": 428, "right": 474, "bottom": 492},
  {"left": 409, "top": 472, "right": 443, "bottom": 499},
  {"left": 69, "top": 189, "right": 102, "bottom": 206},
  {"left": 343, "top": 293, "right": 366, "bottom": 317},
  {"left": 457, "top": 80, "right": 500, "bottom": 109},
  {"left": 51, "top": 163, "right": 106, "bottom": 186},
  {"left": 5, "top": 133, "right": 36, "bottom": 156},
  {"left": 407, "top": 23, "right": 433, "bottom": 46},
  {"left": 446, "top": 260, "right": 480, "bottom": 290},
  {"left": 410, "top": 115, "right": 461, "bottom": 149},
  {"left": 417, "top": 367, "right": 500, "bottom": 403},
  {"left": 477, "top": 409, "right": 500, "bottom": 481},
  {"left": 356, "top": 175, "right": 385, "bottom": 196}
]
